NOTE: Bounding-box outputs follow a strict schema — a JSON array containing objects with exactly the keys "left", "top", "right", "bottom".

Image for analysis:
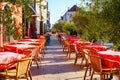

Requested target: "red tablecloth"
[
  {"left": 17, "top": 41, "right": 39, "bottom": 44},
  {"left": 70, "top": 38, "right": 81, "bottom": 43},
  {"left": 97, "top": 50, "right": 120, "bottom": 67},
  {"left": 4, "top": 44, "right": 36, "bottom": 54},
  {"left": 0, "top": 52, "right": 25, "bottom": 70},
  {"left": 74, "top": 41, "right": 92, "bottom": 46},
  {"left": 84, "top": 45, "right": 107, "bottom": 51},
  {"left": 21, "top": 39, "right": 43, "bottom": 42}
]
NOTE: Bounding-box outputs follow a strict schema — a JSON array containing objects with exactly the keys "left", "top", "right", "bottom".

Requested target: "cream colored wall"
[{"left": 36, "top": 3, "right": 41, "bottom": 34}]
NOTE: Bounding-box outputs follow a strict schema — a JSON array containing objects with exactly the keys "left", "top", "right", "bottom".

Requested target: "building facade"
[
  {"left": 62, "top": 5, "right": 78, "bottom": 21},
  {"left": 35, "top": 0, "right": 50, "bottom": 35}
]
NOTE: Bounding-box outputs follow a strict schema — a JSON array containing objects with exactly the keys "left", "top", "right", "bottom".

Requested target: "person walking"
[{"left": 46, "top": 31, "right": 51, "bottom": 45}]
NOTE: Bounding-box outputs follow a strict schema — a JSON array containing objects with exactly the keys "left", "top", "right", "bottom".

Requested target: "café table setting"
[
  {"left": 0, "top": 52, "right": 26, "bottom": 70},
  {"left": 4, "top": 44, "right": 37, "bottom": 54},
  {"left": 0, "top": 51, "right": 32, "bottom": 80},
  {"left": 0, "top": 38, "right": 45, "bottom": 71},
  {"left": 96, "top": 50, "right": 120, "bottom": 67},
  {"left": 73, "top": 40, "right": 120, "bottom": 80},
  {"left": 3, "top": 38, "right": 44, "bottom": 53}
]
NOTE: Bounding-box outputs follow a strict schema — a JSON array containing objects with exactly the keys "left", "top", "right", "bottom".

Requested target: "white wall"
[{"left": 63, "top": 11, "right": 75, "bottom": 21}]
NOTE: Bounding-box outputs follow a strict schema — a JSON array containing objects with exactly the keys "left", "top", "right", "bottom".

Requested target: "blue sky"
[{"left": 47, "top": 0, "right": 81, "bottom": 26}]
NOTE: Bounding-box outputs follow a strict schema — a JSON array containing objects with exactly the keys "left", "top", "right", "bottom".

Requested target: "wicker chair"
[
  {"left": 0, "top": 57, "right": 32, "bottom": 80},
  {"left": 62, "top": 39, "right": 69, "bottom": 55},
  {"left": 40, "top": 40, "right": 46, "bottom": 57},
  {"left": 62, "top": 39, "right": 75, "bottom": 59},
  {"left": 89, "top": 54, "right": 119, "bottom": 80},
  {"left": 62, "top": 38, "right": 67, "bottom": 52},
  {"left": 23, "top": 47, "right": 40, "bottom": 69},
  {"left": 83, "top": 49, "right": 92, "bottom": 80},
  {"left": 74, "top": 44, "right": 86, "bottom": 65}
]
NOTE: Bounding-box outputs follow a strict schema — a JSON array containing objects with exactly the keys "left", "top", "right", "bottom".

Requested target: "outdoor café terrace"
[{"left": 0, "top": 33, "right": 119, "bottom": 80}]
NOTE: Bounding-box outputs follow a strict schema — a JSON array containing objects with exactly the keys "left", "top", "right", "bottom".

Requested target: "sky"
[{"left": 47, "top": 0, "right": 81, "bottom": 26}]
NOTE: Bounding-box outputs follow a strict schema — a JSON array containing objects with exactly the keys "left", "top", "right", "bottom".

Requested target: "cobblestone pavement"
[{"left": 30, "top": 34, "right": 118, "bottom": 80}]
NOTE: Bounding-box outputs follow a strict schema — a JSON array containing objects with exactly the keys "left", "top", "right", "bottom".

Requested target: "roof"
[{"left": 68, "top": 5, "right": 78, "bottom": 12}]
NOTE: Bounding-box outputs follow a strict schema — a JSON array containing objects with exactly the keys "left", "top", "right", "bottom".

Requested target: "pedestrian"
[{"left": 46, "top": 31, "right": 51, "bottom": 44}]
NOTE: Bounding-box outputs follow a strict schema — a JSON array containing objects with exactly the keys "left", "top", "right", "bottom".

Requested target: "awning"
[
  {"left": 28, "top": 5, "right": 36, "bottom": 13},
  {"left": 28, "top": 5, "right": 40, "bottom": 17}
]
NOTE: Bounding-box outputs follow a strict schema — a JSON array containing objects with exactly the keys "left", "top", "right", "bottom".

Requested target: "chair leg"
[
  {"left": 80, "top": 57, "right": 85, "bottom": 68},
  {"left": 90, "top": 70, "right": 94, "bottom": 80},
  {"left": 63, "top": 46, "right": 65, "bottom": 52},
  {"left": 35, "top": 59, "right": 39, "bottom": 69},
  {"left": 33, "top": 57, "right": 39, "bottom": 69},
  {"left": 25, "top": 73, "right": 29, "bottom": 80},
  {"left": 15, "top": 77, "right": 19, "bottom": 80},
  {"left": 68, "top": 52, "right": 71, "bottom": 59},
  {"left": 100, "top": 74, "right": 104, "bottom": 80},
  {"left": 39, "top": 57, "right": 42, "bottom": 64},
  {"left": 28, "top": 71, "right": 32, "bottom": 80},
  {"left": 83, "top": 64, "right": 89, "bottom": 80},
  {"left": 42, "top": 48, "right": 45, "bottom": 57},
  {"left": 64, "top": 47, "right": 66, "bottom": 53},
  {"left": 74, "top": 55, "right": 78, "bottom": 65},
  {"left": 68, "top": 49, "right": 71, "bottom": 59},
  {"left": 110, "top": 74, "right": 113, "bottom": 80},
  {"left": 89, "top": 66, "right": 92, "bottom": 76},
  {"left": 66, "top": 48, "right": 69, "bottom": 57}
]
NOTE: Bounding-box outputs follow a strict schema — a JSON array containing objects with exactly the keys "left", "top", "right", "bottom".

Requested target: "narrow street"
[{"left": 30, "top": 34, "right": 100, "bottom": 80}]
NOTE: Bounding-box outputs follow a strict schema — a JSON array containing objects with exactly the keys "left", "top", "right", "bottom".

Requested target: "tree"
[
  {"left": 80, "top": 0, "right": 120, "bottom": 50},
  {"left": 100, "top": 0, "right": 120, "bottom": 50},
  {"left": 72, "top": 7, "right": 89, "bottom": 38},
  {"left": 52, "top": 21, "right": 66, "bottom": 32},
  {"left": 62, "top": 22, "right": 77, "bottom": 35},
  {"left": 0, "top": 0, "right": 33, "bottom": 40}
]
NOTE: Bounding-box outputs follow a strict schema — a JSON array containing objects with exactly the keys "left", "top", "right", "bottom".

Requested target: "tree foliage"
[
  {"left": 62, "top": 22, "right": 77, "bottom": 35},
  {"left": 79, "top": 0, "right": 120, "bottom": 50},
  {"left": 99, "top": 0, "right": 120, "bottom": 50},
  {"left": 54, "top": 0, "right": 120, "bottom": 50},
  {"left": 0, "top": 0, "right": 33, "bottom": 40},
  {"left": 52, "top": 21, "right": 65, "bottom": 32}
]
